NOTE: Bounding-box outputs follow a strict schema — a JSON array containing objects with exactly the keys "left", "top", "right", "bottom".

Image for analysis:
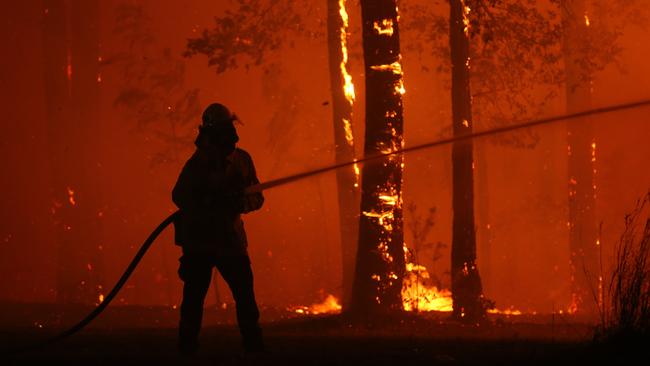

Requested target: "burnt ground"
[{"left": 0, "top": 304, "right": 645, "bottom": 365}]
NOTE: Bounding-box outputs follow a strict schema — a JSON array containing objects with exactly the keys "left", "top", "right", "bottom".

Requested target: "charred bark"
[
  {"left": 449, "top": 0, "right": 486, "bottom": 322},
  {"left": 350, "top": 0, "right": 406, "bottom": 315},
  {"left": 326, "top": 0, "right": 360, "bottom": 309}
]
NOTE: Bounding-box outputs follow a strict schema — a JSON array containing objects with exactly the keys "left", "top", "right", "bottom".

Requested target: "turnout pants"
[{"left": 178, "top": 253, "right": 263, "bottom": 351}]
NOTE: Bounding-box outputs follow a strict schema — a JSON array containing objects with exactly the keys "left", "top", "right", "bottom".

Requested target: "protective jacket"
[{"left": 172, "top": 147, "right": 263, "bottom": 255}]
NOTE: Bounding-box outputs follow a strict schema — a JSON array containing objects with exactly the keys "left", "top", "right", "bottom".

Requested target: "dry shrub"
[{"left": 599, "top": 191, "right": 650, "bottom": 340}]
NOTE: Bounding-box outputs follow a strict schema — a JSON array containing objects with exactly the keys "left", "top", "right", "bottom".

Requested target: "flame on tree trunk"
[
  {"left": 326, "top": 0, "right": 360, "bottom": 309},
  {"left": 43, "top": 0, "right": 105, "bottom": 305},
  {"left": 562, "top": 0, "right": 599, "bottom": 315},
  {"left": 350, "top": 0, "right": 406, "bottom": 314},
  {"left": 449, "top": 0, "right": 486, "bottom": 321}
]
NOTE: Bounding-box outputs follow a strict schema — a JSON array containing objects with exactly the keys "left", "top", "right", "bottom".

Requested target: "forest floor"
[{"left": 0, "top": 303, "right": 645, "bottom": 365}]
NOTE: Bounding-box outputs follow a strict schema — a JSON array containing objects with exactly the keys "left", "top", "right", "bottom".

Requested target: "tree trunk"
[
  {"left": 42, "top": 0, "right": 104, "bottom": 305},
  {"left": 449, "top": 0, "right": 485, "bottom": 322},
  {"left": 562, "top": 0, "right": 599, "bottom": 316},
  {"left": 350, "top": 0, "right": 406, "bottom": 314},
  {"left": 475, "top": 143, "right": 492, "bottom": 294},
  {"left": 326, "top": 0, "right": 360, "bottom": 309}
]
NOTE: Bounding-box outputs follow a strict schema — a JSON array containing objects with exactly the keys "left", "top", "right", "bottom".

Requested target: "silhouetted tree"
[
  {"left": 561, "top": 0, "right": 599, "bottom": 316},
  {"left": 326, "top": 0, "right": 361, "bottom": 307},
  {"left": 42, "top": 0, "right": 105, "bottom": 305},
  {"left": 557, "top": 0, "right": 646, "bottom": 315},
  {"left": 111, "top": 2, "right": 202, "bottom": 167},
  {"left": 448, "top": 0, "right": 487, "bottom": 322},
  {"left": 400, "top": 0, "right": 643, "bottom": 316},
  {"left": 350, "top": 0, "right": 406, "bottom": 314}
]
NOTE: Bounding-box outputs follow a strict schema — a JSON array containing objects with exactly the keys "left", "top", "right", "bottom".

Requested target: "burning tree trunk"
[
  {"left": 350, "top": 0, "right": 406, "bottom": 314},
  {"left": 449, "top": 0, "right": 486, "bottom": 321},
  {"left": 326, "top": 0, "right": 360, "bottom": 309},
  {"left": 562, "top": 0, "right": 599, "bottom": 315},
  {"left": 42, "top": 0, "right": 105, "bottom": 305}
]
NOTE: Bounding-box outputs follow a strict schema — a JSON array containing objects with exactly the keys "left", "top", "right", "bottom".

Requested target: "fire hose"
[
  {"left": 4, "top": 211, "right": 179, "bottom": 356},
  {"left": 4, "top": 98, "right": 650, "bottom": 357}
]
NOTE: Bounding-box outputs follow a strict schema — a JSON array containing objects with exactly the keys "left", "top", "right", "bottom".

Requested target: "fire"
[
  {"left": 363, "top": 187, "right": 402, "bottom": 299},
  {"left": 584, "top": 13, "right": 590, "bottom": 27},
  {"left": 568, "top": 293, "right": 579, "bottom": 314},
  {"left": 373, "top": 19, "right": 394, "bottom": 36},
  {"left": 461, "top": 1, "right": 471, "bottom": 36},
  {"left": 370, "top": 59, "right": 405, "bottom": 96},
  {"left": 337, "top": 0, "right": 358, "bottom": 189},
  {"left": 338, "top": 0, "right": 355, "bottom": 105},
  {"left": 401, "top": 256, "right": 527, "bottom": 315},
  {"left": 378, "top": 194, "right": 398, "bottom": 206},
  {"left": 353, "top": 162, "right": 360, "bottom": 187},
  {"left": 370, "top": 60, "right": 403, "bottom": 75},
  {"left": 343, "top": 118, "right": 354, "bottom": 146},
  {"left": 362, "top": 209, "right": 394, "bottom": 229},
  {"left": 66, "top": 53, "right": 73, "bottom": 82},
  {"left": 290, "top": 294, "right": 342, "bottom": 315},
  {"left": 487, "top": 308, "right": 522, "bottom": 316},
  {"left": 401, "top": 262, "right": 453, "bottom": 312},
  {"left": 591, "top": 139, "right": 597, "bottom": 192},
  {"left": 363, "top": 187, "right": 400, "bottom": 230},
  {"left": 402, "top": 252, "right": 523, "bottom": 315},
  {"left": 395, "top": 80, "right": 406, "bottom": 95},
  {"left": 98, "top": 294, "right": 104, "bottom": 303},
  {"left": 67, "top": 187, "right": 76, "bottom": 206}
]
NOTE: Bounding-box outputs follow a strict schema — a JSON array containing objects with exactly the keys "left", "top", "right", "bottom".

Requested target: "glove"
[
  {"left": 240, "top": 192, "right": 264, "bottom": 213},
  {"left": 224, "top": 191, "right": 263, "bottom": 214}
]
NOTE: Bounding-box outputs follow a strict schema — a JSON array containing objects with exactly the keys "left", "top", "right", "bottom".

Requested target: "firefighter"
[{"left": 172, "top": 103, "right": 265, "bottom": 356}]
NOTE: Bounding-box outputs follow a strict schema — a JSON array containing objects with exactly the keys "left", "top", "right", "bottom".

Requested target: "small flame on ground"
[
  {"left": 402, "top": 262, "right": 453, "bottom": 312},
  {"left": 487, "top": 308, "right": 522, "bottom": 316},
  {"left": 568, "top": 293, "right": 579, "bottom": 314},
  {"left": 402, "top": 260, "right": 528, "bottom": 315},
  {"left": 290, "top": 294, "right": 342, "bottom": 315}
]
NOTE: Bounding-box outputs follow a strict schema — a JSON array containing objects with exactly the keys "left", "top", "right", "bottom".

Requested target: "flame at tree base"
[
  {"left": 289, "top": 264, "right": 560, "bottom": 316},
  {"left": 289, "top": 294, "right": 342, "bottom": 315},
  {"left": 401, "top": 262, "right": 453, "bottom": 312}
]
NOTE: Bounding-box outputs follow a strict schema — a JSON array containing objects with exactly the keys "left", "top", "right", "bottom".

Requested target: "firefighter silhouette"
[{"left": 172, "top": 103, "right": 264, "bottom": 355}]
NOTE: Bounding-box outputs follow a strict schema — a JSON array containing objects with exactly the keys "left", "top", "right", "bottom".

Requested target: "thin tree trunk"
[
  {"left": 70, "top": 0, "right": 105, "bottom": 304},
  {"left": 475, "top": 143, "right": 492, "bottom": 294},
  {"left": 350, "top": 0, "right": 406, "bottom": 314},
  {"left": 326, "top": 0, "right": 360, "bottom": 309},
  {"left": 449, "top": 0, "right": 485, "bottom": 321},
  {"left": 43, "top": 0, "right": 74, "bottom": 304},
  {"left": 562, "top": 0, "right": 599, "bottom": 316},
  {"left": 43, "top": 0, "right": 104, "bottom": 305}
]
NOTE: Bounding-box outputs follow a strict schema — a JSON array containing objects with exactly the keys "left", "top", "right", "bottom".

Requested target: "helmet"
[
  {"left": 201, "top": 103, "right": 238, "bottom": 127},
  {"left": 196, "top": 103, "right": 239, "bottom": 147}
]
